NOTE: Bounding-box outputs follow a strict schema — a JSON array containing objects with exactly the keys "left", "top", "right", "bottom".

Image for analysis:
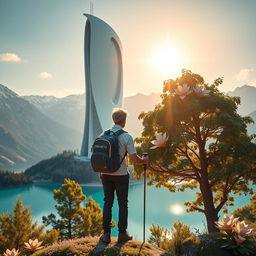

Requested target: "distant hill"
[
  {"left": 227, "top": 85, "right": 256, "bottom": 116},
  {"left": 25, "top": 151, "right": 99, "bottom": 184},
  {"left": 247, "top": 110, "right": 256, "bottom": 135},
  {"left": 124, "top": 93, "right": 161, "bottom": 138},
  {"left": 0, "top": 84, "right": 82, "bottom": 170}
]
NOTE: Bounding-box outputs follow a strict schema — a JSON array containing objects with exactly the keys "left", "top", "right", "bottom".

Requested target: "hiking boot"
[
  {"left": 118, "top": 232, "right": 133, "bottom": 243},
  {"left": 100, "top": 232, "right": 111, "bottom": 244}
]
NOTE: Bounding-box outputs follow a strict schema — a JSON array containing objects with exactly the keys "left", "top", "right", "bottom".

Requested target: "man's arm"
[{"left": 129, "top": 153, "right": 149, "bottom": 165}]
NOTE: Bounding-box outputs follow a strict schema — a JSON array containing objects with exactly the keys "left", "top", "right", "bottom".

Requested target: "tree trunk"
[
  {"left": 68, "top": 219, "right": 72, "bottom": 239},
  {"left": 200, "top": 179, "right": 219, "bottom": 233}
]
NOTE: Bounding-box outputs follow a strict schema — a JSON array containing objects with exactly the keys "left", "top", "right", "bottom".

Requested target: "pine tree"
[
  {"left": 0, "top": 199, "right": 58, "bottom": 254},
  {"left": 43, "top": 178, "right": 86, "bottom": 239},
  {"left": 76, "top": 196, "right": 103, "bottom": 237}
]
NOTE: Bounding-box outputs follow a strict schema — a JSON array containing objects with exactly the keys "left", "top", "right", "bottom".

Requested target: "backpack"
[{"left": 90, "top": 129, "right": 127, "bottom": 173}]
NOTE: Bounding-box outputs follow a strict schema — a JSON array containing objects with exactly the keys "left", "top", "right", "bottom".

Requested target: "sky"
[{"left": 0, "top": 0, "right": 256, "bottom": 98}]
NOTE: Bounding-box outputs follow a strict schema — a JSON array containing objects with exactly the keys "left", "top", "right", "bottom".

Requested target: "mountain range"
[
  {"left": 1, "top": 83, "right": 256, "bottom": 171},
  {"left": 0, "top": 84, "right": 81, "bottom": 170}
]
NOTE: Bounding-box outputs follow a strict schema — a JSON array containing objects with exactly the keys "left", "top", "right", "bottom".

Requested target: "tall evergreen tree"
[
  {"left": 0, "top": 199, "right": 58, "bottom": 254},
  {"left": 135, "top": 69, "right": 256, "bottom": 233},
  {"left": 43, "top": 178, "right": 86, "bottom": 239}
]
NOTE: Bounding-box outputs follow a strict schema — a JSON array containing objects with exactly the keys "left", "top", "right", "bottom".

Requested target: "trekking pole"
[
  {"left": 138, "top": 152, "right": 148, "bottom": 256},
  {"left": 142, "top": 153, "right": 148, "bottom": 243},
  {"left": 142, "top": 152, "right": 148, "bottom": 243}
]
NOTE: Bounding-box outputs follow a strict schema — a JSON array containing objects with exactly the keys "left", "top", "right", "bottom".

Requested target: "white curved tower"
[{"left": 80, "top": 14, "right": 123, "bottom": 157}]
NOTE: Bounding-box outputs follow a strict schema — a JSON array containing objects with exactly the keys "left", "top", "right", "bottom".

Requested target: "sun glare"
[
  {"left": 152, "top": 43, "right": 183, "bottom": 78},
  {"left": 169, "top": 204, "right": 185, "bottom": 215}
]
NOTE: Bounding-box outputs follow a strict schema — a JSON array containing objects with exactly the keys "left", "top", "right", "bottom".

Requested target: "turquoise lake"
[{"left": 0, "top": 182, "right": 253, "bottom": 242}]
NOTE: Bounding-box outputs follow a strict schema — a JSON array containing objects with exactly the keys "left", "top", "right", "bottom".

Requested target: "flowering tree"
[{"left": 135, "top": 70, "right": 256, "bottom": 233}]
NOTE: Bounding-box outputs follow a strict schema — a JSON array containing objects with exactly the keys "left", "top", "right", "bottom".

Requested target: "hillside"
[
  {"left": 0, "top": 84, "right": 82, "bottom": 170},
  {"left": 227, "top": 84, "right": 256, "bottom": 116},
  {"left": 25, "top": 151, "right": 99, "bottom": 184},
  {"left": 31, "top": 237, "right": 168, "bottom": 256}
]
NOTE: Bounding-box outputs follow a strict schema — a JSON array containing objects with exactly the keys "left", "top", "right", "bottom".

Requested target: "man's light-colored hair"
[{"left": 112, "top": 108, "right": 128, "bottom": 124}]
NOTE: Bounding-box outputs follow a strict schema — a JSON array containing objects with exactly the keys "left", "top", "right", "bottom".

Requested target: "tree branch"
[
  {"left": 192, "top": 206, "right": 205, "bottom": 213},
  {"left": 177, "top": 146, "right": 201, "bottom": 180}
]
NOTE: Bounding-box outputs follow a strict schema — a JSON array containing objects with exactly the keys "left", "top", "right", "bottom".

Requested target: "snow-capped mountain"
[
  {"left": 0, "top": 84, "right": 82, "bottom": 170},
  {"left": 22, "top": 94, "right": 85, "bottom": 133},
  {"left": 0, "top": 84, "right": 18, "bottom": 98}
]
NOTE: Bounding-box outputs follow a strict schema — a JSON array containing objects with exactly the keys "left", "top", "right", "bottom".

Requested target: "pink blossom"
[
  {"left": 233, "top": 221, "right": 254, "bottom": 237},
  {"left": 215, "top": 214, "right": 239, "bottom": 231},
  {"left": 174, "top": 84, "right": 192, "bottom": 99},
  {"left": 150, "top": 133, "right": 169, "bottom": 149},
  {"left": 194, "top": 85, "right": 210, "bottom": 97}
]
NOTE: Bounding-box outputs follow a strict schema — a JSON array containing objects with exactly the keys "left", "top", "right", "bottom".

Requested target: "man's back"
[{"left": 101, "top": 124, "right": 136, "bottom": 176}]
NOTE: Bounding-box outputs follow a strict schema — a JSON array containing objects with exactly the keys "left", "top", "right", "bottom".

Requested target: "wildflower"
[
  {"left": 3, "top": 248, "right": 20, "bottom": 256},
  {"left": 150, "top": 133, "right": 169, "bottom": 149},
  {"left": 233, "top": 221, "right": 254, "bottom": 237},
  {"left": 215, "top": 214, "right": 239, "bottom": 231},
  {"left": 174, "top": 84, "right": 192, "bottom": 99},
  {"left": 24, "top": 238, "right": 44, "bottom": 251},
  {"left": 194, "top": 85, "right": 210, "bottom": 97}
]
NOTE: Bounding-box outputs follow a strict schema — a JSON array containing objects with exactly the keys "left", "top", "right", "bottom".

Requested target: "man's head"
[{"left": 112, "top": 108, "right": 128, "bottom": 128}]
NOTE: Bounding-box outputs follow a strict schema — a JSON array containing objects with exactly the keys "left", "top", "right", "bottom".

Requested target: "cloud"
[
  {"left": 0, "top": 53, "right": 21, "bottom": 62},
  {"left": 39, "top": 72, "right": 53, "bottom": 79},
  {"left": 235, "top": 68, "right": 253, "bottom": 81}
]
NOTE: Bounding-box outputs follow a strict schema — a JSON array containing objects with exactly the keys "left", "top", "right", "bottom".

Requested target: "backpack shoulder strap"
[
  {"left": 114, "top": 129, "right": 127, "bottom": 136},
  {"left": 104, "top": 129, "right": 111, "bottom": 135}
]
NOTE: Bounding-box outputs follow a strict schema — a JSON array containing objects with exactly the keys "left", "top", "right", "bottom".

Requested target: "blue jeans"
[{"left": 101, "top": 174, "right": 129, "bottom": 233}]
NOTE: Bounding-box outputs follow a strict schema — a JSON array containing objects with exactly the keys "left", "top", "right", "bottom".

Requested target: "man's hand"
[
  {"left": 129, "top": 153, "right": 149, "bottom": 165},
  {"left": 142, "top": 155, "right": 149, "bottom": 165}
]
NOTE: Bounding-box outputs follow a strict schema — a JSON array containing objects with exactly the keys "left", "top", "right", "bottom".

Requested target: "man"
[{"left": 100, "top": 108, "right": 149, "bottom": 244}]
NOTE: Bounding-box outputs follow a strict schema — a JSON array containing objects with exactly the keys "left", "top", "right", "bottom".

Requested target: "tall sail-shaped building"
[{"left": 80, "top": 14, "right": 123, "bottom": 157}]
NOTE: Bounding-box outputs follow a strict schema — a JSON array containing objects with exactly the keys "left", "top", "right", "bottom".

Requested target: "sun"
[
  {"left": 152, "top": 43, "right": 183, "bottom": 78},
  {"left": 169, "top": 204, "right": 185, "bottom": 215}
]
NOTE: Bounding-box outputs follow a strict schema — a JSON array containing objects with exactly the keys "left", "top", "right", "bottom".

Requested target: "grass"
[{"left": 31, "top": 237, "right": 169, "bottom": 256}]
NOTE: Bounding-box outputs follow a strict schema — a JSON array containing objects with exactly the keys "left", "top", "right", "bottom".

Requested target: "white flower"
[
  {"left": 194, "top": 85, "right": 210, "bottom": 97},
  {"left": 174, "top": 84, "right": 192, "bottom": 99},
  {"left": 3, "top": 248, "right": 20, "bottom": 256},
  {"left": 24, "top": 238, "right": 44, "bottom": 251},
  {"left": 150, "top": 133, "right": 169, "bottom": 149}
]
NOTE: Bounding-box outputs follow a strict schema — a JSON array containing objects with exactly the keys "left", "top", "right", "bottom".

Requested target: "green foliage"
[
  {"left": 148, "top": 221, "right": 191, "bottom": 256},
  {"left": 233, "top": 192, "right": 256, "bottom": 230},
  {"left": 0, "top": 199, "right": 58, "bottom": 254},
  {"left": 196, "top": 233, "right": 256, "bottom": 256},
  {"left": 148, "top": 224, "right": 168, "bottom": 247},
  {"left": 76, "top": 196, "right": 107, "bottom": 237},
  {"left": 43, "top": 179, "right": 109, "bottom": 240},
  {"left": 135, "top": 69, "right": 256, "bottom": 232},
  {"left": 0, "top": 170, "right": 32, "bottom": 188},
  {"left": 43, "top": 178, "right": 86, "bottom": 239}
]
